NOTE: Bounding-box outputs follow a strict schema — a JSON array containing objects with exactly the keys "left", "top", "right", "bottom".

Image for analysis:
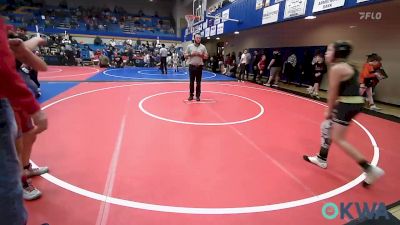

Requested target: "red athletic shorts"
[{"left": 13, "top": 108, "right": 34, "bottom": 134}]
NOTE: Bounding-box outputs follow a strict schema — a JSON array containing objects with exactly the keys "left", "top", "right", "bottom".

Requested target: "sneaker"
[
  {"left": 303, "top": 155, "right": 328, "bottom": 169},
  {"left": 36, "top": 88, "right": 42, "bottom": 98},
  {"left": 25, "top": 164, "right": 49, "bottom": 178},
  {"left": 272, "top": 84, "right": 279, "bottom": 87},
  {"left": 264, "top": 83, "right": 271, "bottom": 87},
  {"left": 196, "top": 97, "right": 200, "bottom": 102},
  {"left": 23, "top": 180, "right": 42, "bottom": 201},
  {"left": 369, "top": 105, "right": 382, "bottom": 111},
  {"left": 187, "top": 96, "right": 194, "bottom": 101},
  {"left": 363, "top": 165, "right": 384, "bottom": 187}
]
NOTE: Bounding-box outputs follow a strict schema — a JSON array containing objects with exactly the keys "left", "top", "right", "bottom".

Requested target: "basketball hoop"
[{"left": 185, "top": 14, "right": 200, "bottom": 34}]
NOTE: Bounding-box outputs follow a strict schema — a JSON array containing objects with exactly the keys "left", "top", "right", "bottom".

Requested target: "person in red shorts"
[
  {"left": 7, "top": 23, "right": 50, "bottom": 200},
  {"left": 0, "top": 18, "right": 48, "bottom": 224}
]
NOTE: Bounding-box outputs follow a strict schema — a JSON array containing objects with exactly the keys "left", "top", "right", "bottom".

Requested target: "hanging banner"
[
  {"left": 256, "top": 0, "right": 264, "bottom": 9},
  {"left": 222, "top": 9, "right": 230, "bottom": 22},
  {"left": 205, "top": 27, "right": 210, "bottom": 37},
  {"left": 210, "top": 25, "right": 216, "bottom": 36},
  {"left": 208, "top": 19, "right": 214, "bottom": 27},
  {"left": 265, "top": 0, "right": 271, "bottom": 7},
  {"left": 284, "top": 0, "right": 307, "bottom": 19},
  {"left": 203, "top": 20, "right": 208, "bottom": 29},
  {"left": 313, "top": 0, "right": 345, "bottom": 13},
  {"left": 262, "top": 3, "right": 280, "bottom": 24},
  {"left": 217, "top": 23, "right": 224, "bottom": 35},
  {"left": 214, "top": 13, "right": 222, "bottom": 25},
  {"left": 357, "top": 0, "right": 369, "bottom": 2},
  {"left": 195, "top": 24, "right": 202, "bottom": 33}
]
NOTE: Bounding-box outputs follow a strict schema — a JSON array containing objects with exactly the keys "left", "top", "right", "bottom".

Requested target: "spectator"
[
  {"left": 283, "top": 50, "right": 297, "bottom": 84},
  {"left": 264, "top": 50, "right": 283, "bottom": 87},
  {"left": 359, "top": 53, "right": 386, "bottom": 110},
  {"left": 252, "top": 50, "right": 261, "bottom": 82}
]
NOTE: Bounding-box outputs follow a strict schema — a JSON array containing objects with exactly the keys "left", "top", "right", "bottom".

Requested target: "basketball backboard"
[{"left": 193, "top": 0, "right": 207, "bottom": 24}]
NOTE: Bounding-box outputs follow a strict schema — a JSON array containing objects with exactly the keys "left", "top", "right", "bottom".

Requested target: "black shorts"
[
  {"left": 313, "top": 74, "right": 323, "bottom": 85},
  {"left": 364, "top": 77, "right": 379, "bottom": 88},
  {"left": 332, "top": 102, "right": 363, "bottom": 126}
]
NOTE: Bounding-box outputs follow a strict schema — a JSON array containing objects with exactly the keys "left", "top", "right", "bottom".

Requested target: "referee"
[
  {"left": 184, "top": 33, "right": 208, "bottom": 101},
  {"left": 159, "top": 44, "right": 168, "bottom": 74}
]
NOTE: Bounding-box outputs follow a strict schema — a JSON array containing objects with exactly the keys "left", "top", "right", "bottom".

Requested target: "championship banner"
[
  {"left": 262, "top": 3, "right": 280, "bottom": 24},
  {"left": 313, "top": 0, "right": 345, "bottom": 13},
  {"left": 222, "top": 9, "right": 230, "bottom": 22},
  {"left": 210, "top": 25, "right": 216, "bottom": 36},
  {"left": 256, "top": 0, "right": 264, "bottom": 10},
  {"left": 217, "top": 23, "right": 224, "bottom": 35},
  {"left": 205, "top": 27, "right": 210, "bottom": 37},
  {"left": 214, "top": 13, "right": 222, "bottom": 25},
  {"left": 284, "top": 0, "right": 307, "bottom": 19},
  {"left": 203, "top": 20, "right": 208, "bottom": 29}
]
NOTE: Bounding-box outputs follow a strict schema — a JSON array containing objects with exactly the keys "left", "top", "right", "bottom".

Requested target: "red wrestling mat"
[
  {"left": 26, "top": 82, "right": 400, "bottom": 225},
  {"left": 39, "top": 66, "right": 101, "bottom": 81}
]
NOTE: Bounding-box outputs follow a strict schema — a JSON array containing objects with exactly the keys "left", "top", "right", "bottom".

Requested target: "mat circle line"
[
  {"left": 103, "top": 68, "right": 217, "bottom": 80},
  {"left": 33, "top": 82, "right": 380, "bottom": 215},
  {"left": 138, "top": 90, "right": 264, "bottom": 126}
]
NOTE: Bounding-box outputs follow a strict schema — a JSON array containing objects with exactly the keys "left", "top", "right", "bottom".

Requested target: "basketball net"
[{"left": 185, "top": 15, "right": 199, "bottom": 34}]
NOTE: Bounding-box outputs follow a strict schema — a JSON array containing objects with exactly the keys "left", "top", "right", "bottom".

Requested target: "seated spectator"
[
  {"left": 99, "top": 55, "right": 110, "bottom": 68},
  {"left": 113, "top": 55, "right": 124, "bottom": 68}
]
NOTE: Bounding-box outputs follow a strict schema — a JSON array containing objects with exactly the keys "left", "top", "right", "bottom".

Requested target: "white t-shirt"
[
  {"left": 185, "top": 43, "right": 208, "bottom": 66},
  {"left": 160, "top": 47, "right": 168, "bottom": 57}
]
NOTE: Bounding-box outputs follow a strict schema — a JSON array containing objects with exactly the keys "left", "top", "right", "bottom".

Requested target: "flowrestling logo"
[{"left": 359, "top": 12, "right": 382, "bottom": 20}]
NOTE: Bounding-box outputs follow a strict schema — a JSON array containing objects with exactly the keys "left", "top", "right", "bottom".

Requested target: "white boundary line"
[
  {"left": 103, "top": 68, "right": 217, "bottom": 80},
  {"left": 41, "top": 67, "right": 100, "bottom": 78},
  {"left": 41, "top": 68, "right": 63, "bottom": 73},
  {"left": 138, "top": 69, "right": 188, "bottom": 76},
  {"left": 138, "top": 90, "right": 264, "bottom": 125},
  {"left": 32, "top": 82, "right": 379, "bottom": 214}
]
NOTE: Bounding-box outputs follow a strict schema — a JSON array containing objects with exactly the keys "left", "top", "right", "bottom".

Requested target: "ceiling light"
[
  {"left": 207, "top": 37, "right": 210, "bottom": 39},
  {"left": 234, "top": 31, "right": 239, "bottom": 34},
  {"left": 216, "top": 37, "right": 220, "bottom": 40},
  {"left": 305, "top": 16, "right": 316, "bottom": 20},
  {"left": 349, "top": 25, "right": 357, "bottom": 29}
]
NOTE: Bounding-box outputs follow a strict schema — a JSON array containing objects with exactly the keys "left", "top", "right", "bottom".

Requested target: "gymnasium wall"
[{"left": 219, "top": 0, "right": 399, "bottom": 105}]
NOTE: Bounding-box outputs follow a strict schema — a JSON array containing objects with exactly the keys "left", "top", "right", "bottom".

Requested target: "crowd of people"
[
  {"left": 2, "top": 0, "right": 176, "bottom": 36},
  {"left": 17, "top": 30, "right": 184, "bottom": 71},
  {"left": 210, "top": 48, "right": 387, "bottom": 110}
]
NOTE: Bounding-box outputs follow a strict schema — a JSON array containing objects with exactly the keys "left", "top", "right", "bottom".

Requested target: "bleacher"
[{"left": 1, "top": 3, "right": 178, "bottom": 40}]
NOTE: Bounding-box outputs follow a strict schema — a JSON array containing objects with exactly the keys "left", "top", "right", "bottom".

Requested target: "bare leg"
[
  {"left": 274, "top": 72, "right": 280, "bottom": 85},
  {"left": 366, "top": 87, "right": 374, "bottom": 106},
  {"left": 15, "top": 137, "right": 24, "bottom": 168},
  {"left": 331, "top": 123, "right": 366, "bottom": 162},
  {"left": 266, "top": 73, "right": 274, "bottom": 85},
  {"left": 21, "top": 131, "right": 37, "bottom": 168}
]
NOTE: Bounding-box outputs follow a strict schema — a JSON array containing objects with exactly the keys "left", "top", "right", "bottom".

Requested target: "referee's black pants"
[{"left": 189, "top": 65, "right": 203, "bottom": 97}]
